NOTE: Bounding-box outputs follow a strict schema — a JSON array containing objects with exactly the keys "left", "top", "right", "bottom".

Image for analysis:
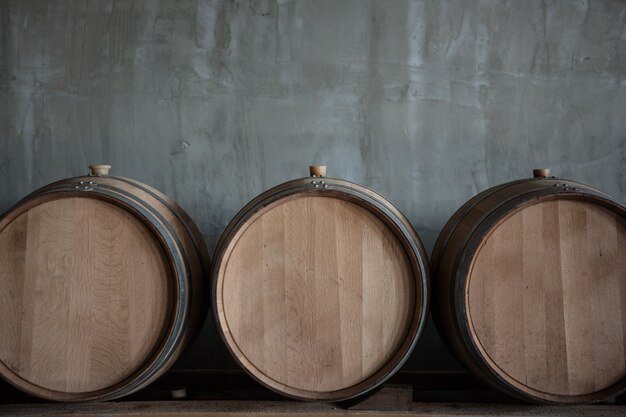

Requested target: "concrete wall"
[{"left": 1, "top": 0, "right": 625, "bottom": 370}]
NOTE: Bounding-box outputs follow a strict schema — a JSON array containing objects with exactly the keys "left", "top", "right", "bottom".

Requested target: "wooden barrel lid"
[
  {"left": 214, "top": 178, "right": 426, "bottom": 400},
  {"left": 0, "top": 194, "right": 173, "bottom": 395},
  {"left": 466, "top": 197, "right": 626, "bottom": 398}
]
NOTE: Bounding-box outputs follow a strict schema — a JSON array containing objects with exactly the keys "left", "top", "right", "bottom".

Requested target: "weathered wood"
[
  {"left": 0, "top": 166, "right": 210, "bottom": 402},
  {"left": 431, "top": 175, "right": 626, "bottom": 404},
  {"left": 344, "top": 384, "right": 412, "bottom": 410},
  {"left": 0, "top": 400, "right": 623, "bottom": 417},
  {"left": 212, "top": 171, "right": 430, "bottom": 401}
]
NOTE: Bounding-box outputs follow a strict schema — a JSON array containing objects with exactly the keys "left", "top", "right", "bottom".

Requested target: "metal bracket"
[
  {"left": 74, "top": 180, "right": 97, "bottom": 191},
  {"left": 310, "top": 180, "right": 331, "bottom": 189},
  {"left": 553, "top": 183, "right": 578, "bottom": 191}
]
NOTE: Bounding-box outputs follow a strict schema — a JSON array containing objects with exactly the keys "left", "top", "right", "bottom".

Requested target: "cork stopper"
[
  {"left": 532, "top": 168, "right": 551, "bottom": 178},
  {"left": 309, "top": 165, "right": 327, "bottom": 177},
  {"left": 89, "top": 164, "right": 111, "bottom": 176}
]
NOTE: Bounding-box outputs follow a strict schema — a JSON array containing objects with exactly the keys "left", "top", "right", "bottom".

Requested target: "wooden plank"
[
  {"left": 0, "top": 400, "right": 623, "bottom": 417},
  {"left": 344, "top": 384, "right": 412, "bottom": 409}
]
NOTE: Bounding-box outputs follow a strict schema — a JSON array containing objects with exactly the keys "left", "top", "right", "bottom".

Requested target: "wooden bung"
[
  {"left": 212, "top": 166, "right": 429, "bottom": 401},
  {"left": 532, "top": 168, "right": 551, "bottom": 178},
  {"left": 430, "top": 172, "right": 626, "bottom": 404},
  {"left": 0, "top": 166, "right": 210, "bottom": 402},
  {"left": 89, "top": 164, "right": 112, "bottom": 176},
  {"left": 309, "top": 165, "right": 327, "bottom": 177}
]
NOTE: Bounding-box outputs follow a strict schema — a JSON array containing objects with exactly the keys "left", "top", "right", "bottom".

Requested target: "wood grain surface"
[
  {"left": 467, "top": 198, "right": 626, "bottom": 397},
  {"left": 0, "top": 400, "right": 624, "bottom": 417},
  {"left": 216, "top": 194, "right": 416, "bottom": 398},
  {"left": 0, "top": 195, "right": 172, "bottom": 393}
]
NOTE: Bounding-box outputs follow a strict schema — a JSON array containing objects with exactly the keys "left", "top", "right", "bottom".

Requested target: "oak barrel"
[
  {"left": 212, "top": 166, "right": 429, "bottom": 401},
  {"left": 0, "top": 165, "right": 210, "bottom": 401},
  {"left": 431, "top": 169, "right": 626, "bottom": 404}
]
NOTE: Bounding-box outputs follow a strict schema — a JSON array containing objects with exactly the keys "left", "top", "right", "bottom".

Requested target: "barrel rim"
[
  {"left": 22, "top": 174, "right": 211, "bottom": 274},
  {"left": 452, "top": 189, "right": 626, "bottom": 403},
  {"left": 211, "top": 176, "right": 430, "bottom": 401},
  {"left": 430, "top": 177, "right": 614, "bottom": 276}
]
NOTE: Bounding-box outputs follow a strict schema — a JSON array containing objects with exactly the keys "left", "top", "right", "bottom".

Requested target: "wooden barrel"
[
  {"left": 0, "top": 165, "right": 209, "bottom": 401},
  {"left": 431, "top": 168, "right": 626, "bottom": 404},
  {"left": 212, "top": 166, "right": 429, "bottom": 401}
]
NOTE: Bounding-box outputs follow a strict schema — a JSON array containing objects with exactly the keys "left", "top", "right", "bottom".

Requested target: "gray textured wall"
[{"left": 1, "top": 0, "right": 625, "bottom": 371}]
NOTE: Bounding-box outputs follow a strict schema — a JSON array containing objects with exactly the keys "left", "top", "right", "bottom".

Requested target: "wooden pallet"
[
  {"left": 1, "top": 399, "right": 624, "bottom": 417},
  {"left": 1, "top": 371, "right": 624, "bottom": 416}
]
